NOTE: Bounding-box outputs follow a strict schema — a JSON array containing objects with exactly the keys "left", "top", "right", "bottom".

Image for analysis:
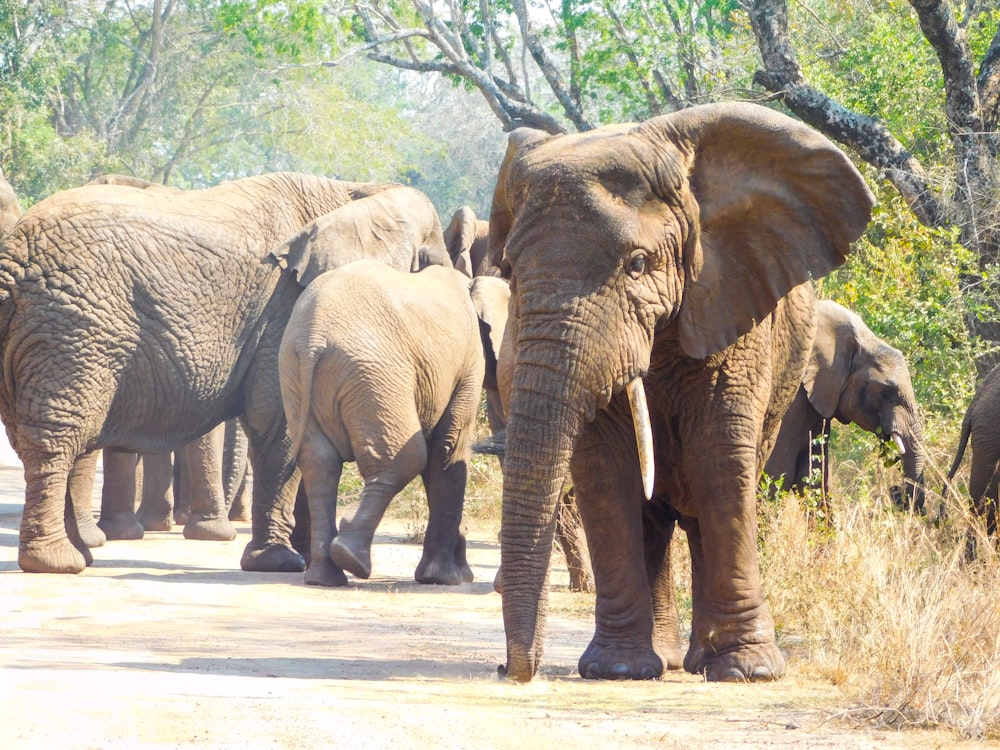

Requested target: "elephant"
[
  {"left": 278, "top": 259, "right": 508, "bottom": 587},
  {"left": 488, "top": 101, "right": 874, "bottom": 682},
  {"left": 0, "top": 174, "right": 452, "bottom": 574},
  {"left": 946, "top": 361, "right": 1000, "bottom": 538},
  {"left": 444, "top": 206, "right": 494, "bottom": 280},
  {"left": 763, "top": 299, "right": 926, "bottom": 515}
]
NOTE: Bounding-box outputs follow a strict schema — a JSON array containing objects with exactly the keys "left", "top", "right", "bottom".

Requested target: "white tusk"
[
  {"left": 892, "top": 432, "right": 907, "bottom": 455},
  {"left": 626, "top": 378, "right": 655, "bottom": 501}
]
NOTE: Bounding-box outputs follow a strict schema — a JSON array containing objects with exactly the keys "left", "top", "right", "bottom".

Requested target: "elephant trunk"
[
  {"left": 499, "top": 341, "right": 588, "bottom": 682},
  {"left": 899, "top": 428, "right": 927, "bottom": 514}
]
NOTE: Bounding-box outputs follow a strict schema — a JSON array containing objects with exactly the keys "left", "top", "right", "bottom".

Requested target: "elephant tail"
[
  {"left": 944, "top": 413, "right": 973, "bottom": 493},
  {"left": 284, "top": 343, "right": 321, "bottom": 461}
]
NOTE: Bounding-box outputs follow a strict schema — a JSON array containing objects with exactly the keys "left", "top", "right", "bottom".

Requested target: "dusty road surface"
[{"left": 0, "top": 465, "right": 974, "bottom": 749}]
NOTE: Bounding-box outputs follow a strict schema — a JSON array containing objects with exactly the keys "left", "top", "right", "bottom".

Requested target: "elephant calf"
[
  {"left": 279, "top": 259, "right": 508, "bottom": 586},
  {"left": 763, "top": 299, "right": 926, "bottom": 514}
]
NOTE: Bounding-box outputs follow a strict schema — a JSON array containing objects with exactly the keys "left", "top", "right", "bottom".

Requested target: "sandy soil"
[{"left": 0, "top": 465, "right": 980, "bottom": 749}]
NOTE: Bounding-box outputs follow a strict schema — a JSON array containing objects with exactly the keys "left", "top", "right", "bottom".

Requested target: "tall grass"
[{"left": 759, "top": 422, "right": 1000, "bottom": 739}]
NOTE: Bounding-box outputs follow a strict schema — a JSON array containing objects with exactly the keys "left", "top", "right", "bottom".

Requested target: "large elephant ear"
[
  {"left": 803, "top": 301, "right": 858, "bottom": 418},
  {"left": 638, "top": 102, "right": 875, "bottom": 360},
  {"left": 488, "top": 128, "right": 552, "bottom": 277}
]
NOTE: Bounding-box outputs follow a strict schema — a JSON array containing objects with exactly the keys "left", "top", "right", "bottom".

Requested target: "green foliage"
[
  {"left": 794, "top": 1, "right": 948, "bottom": 161},
  {"left": 819, "top": 190, "right": 982, "bottom": 420}
]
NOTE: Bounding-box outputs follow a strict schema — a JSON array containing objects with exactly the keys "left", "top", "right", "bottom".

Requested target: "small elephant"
[
  {"left": 946, "top": 361, "right": 1000, "bottom": 537},
  {"left": 278, "top": 259, "right": 508, "bottom": 587},
  {"left": 763, "top": 299, "right": 926, "bottom": 514}
]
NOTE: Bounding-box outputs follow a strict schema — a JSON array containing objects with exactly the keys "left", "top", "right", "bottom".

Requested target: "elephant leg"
[
  {"left": 223, "top": 419, "right": 251, "bottom": 522},
  {"left": 173, "top": 450, "right": 190, "bottom": 526},
  {"left": 555, "top": 488, "right": 593, "bottom": 593},
  {"left": 298, "top": 430, "right": 347, "bottom": 588},
  {"left": 680, "top": 445, "right": 784, "bottom": 682},
  {"left": 331, "top": 436, "right": 425, "bottom": 581},
  {"left": 181, "top": 426, "right": 237, "bottom": 542},
  {"left": 135, "top": 451, "right": 174, "bottom": 532},
  {"left": 642, "top": 499, "right": 683, "bottom": 671},
  {"left": 570, "top": 406, "right": 662, "bottom": 681},
  {"left": 98, "top": 449, "right": 145, "bottom": 540},
  {"left": 66, "top": 450, "right": 105, "bottom": 548},
  {"left": 19, "top": 451, "right": 88, "bottom": 574},
  {"left": 416, "top": 431, "right": 472, "bottom": 586},
  {"left": 240, "top": 337, "right": 306, "bottom": 573}
]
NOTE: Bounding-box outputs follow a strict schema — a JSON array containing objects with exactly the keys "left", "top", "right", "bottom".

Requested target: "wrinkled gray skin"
[
  {"left": 78, "top": 178, "right": 253, "bottom": 543},
  {"left": 947, "top": 361, "right": 1000, "bottom": 538},
  {"left": 489, "top": 102, "right": 874, "bottom": 682},
  {"left": 0, "top": 174, "right": 451, "bottom": 574},
  {"left": 279, "top": 260, "right": 506, "bottom": 587},
  {"left": 764, "top": 299, "right": 926, "bottom": 514}
]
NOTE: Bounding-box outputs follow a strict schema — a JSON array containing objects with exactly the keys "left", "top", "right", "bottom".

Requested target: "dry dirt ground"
[{"left": 0, "top": 464, "right": 985, "bottom": 749}]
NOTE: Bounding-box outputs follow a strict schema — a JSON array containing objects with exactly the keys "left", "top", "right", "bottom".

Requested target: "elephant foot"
[
  {"left": 19, "top": 537, "right": 88, "bottom": 574},
  {"left": 98, "top": 513, "right": 145, "bottom": 541},
  {"left": 414, "top": 550, "right": 474, "bottom": 585},
  {"left": 304, "top": 558, "right": 349, "bottom": 587},
  {"left": 240, "top": 542, "right": 306, "bottom": 573},
  {"left": 228, "top": 494, "right": 251, "bottom": 523},
  {"left": 329, "top": 534, "right": 372, "bottom": 579},
  {"left": 183, "top": 516, "right": 238, "bottom": 542},
  {"left": 684, "top": 641, "right": 786, "bottom": 682},
  {"left": 578, "top": 639, "right": 663, "bottom": 680},
  {"left": 76, "top": 517, "right": 107, "bottom": 549},
  {"left": 136, "top": 509, "right": 174, "bottom": 532}
]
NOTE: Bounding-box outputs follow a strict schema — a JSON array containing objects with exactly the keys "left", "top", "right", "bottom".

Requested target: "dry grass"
[{"left": 759, "top": 431, "right": 1000, "bottom": 740}]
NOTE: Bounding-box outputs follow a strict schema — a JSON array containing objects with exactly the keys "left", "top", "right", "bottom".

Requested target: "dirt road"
[{"left": 0, "top": 466, "right": 971, "bottom": 749}]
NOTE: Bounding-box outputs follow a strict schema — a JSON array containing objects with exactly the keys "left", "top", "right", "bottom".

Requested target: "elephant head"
[
  {"left": 444, "top": 206, "right": 493, "bottom": 279},
  {"left": 489, "top": 102, "right": 874, "bottom": 681},
  {"left": 271, "top": 184, "right": 450, "bottom": 287},
  {"left": 804, "top": 299, "right": 926, "bottom": 511}
]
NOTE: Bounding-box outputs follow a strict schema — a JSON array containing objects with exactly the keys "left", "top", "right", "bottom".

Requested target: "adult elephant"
[
  {"left": 763, "top": 299, "right": 926, "bottom": 514},
  {"left": 0, "top": 174, "right": 450, "bottom": 574},
  {"left": 280, "top": 261, "right": 509, "bottom": 587},
  {"left": 489, "top": 102, "right": 874, "bottom": 682}
]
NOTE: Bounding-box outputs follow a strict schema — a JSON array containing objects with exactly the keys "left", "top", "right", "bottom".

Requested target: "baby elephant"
[
  {"left": 279, "top": 259, "right": 508, "bottom": 587},
  {"left": 764, "top": 299, "right": 926, "bottom": 513}
]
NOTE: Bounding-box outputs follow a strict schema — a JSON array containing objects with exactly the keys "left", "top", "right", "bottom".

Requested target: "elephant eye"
[
  {"left": 626, "top": 252, "right": 647, "bottom": 279},
  {"left": 882, "top": 385, "right": 898, "bottom": 402}
]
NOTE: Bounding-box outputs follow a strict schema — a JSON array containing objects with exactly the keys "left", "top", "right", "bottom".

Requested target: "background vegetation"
[{"left": 4, "top": 0, "right": 1000, "bottom": 740}]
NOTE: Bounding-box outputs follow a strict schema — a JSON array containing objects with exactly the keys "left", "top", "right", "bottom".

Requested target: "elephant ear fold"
[
  {"left": 803, "top": 302, "right": 857, "bottom": 419},
  {"left": 270, "top": 222, "right": 324, "bottom": 286},
  {"left": 638, "top": 102, "right": 875, "bottom": 360},
  {"left": 470, "top": 276, "right": 511, "bottom": 364},
  {"left": 488, "top": 128, "right": 552, "bottom": 278}
]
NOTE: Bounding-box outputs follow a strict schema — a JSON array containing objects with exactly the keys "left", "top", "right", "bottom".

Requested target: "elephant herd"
[{"left": 1, "top": 101, "right": 998, "bottom": 685}]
